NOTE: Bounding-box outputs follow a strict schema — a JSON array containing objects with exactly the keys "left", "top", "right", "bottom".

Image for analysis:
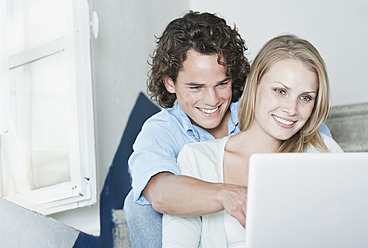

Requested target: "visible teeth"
[
  {"left": 200, "top": 107, "right": 218, "bottom": 114},
  {"left": 274, "top": 115, "right": 294, "bottom": 125}
]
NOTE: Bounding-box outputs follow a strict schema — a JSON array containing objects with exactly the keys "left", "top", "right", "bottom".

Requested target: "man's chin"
[
  {"left": 191, "top": 116, "right": 223, "bottom": 130},
  {"left": 200, "top": 122, "right": 222, "bottom": 131}
]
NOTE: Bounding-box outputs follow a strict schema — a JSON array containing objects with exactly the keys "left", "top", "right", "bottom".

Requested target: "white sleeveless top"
[{"left": 163, "top": 134, "right": 344, "bottom": 247}]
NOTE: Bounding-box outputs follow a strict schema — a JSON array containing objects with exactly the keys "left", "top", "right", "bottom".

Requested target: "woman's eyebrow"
[
  {"left": 273, "top": 81, "right": 317, "bottom": 94},
  {"left": 273, "top": 81, "right": 290, "bottom": 89}
]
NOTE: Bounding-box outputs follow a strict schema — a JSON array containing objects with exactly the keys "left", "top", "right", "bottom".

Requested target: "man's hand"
[{"left": 220, "top": 184, "right": 247, "bottom": 228}]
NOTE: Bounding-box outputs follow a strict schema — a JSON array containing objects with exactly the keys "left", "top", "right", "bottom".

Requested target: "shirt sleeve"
[
  {"left": 129, "top": 114, "right": 183, "bottom": 205},
  {"left": 319, "top": 122, "right": 332, "bottom": 137}
]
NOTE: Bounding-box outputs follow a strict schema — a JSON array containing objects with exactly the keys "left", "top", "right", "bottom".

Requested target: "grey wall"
[{"left": 0, "top": 197, "right": 79, "bottom": 247}]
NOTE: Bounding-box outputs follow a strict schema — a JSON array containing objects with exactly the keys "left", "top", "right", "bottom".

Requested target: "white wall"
[
  {"left": 190, "top": 0, "right": 368, "bottom": 106},
  {"left": 50, "top": 0, "right": 368, "bottom": 235}
]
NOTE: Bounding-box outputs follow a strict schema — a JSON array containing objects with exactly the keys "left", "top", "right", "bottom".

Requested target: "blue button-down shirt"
[
  {"left": 128, "top": 100, "right": 332, "bottom": 205},
  {"left": 128, "top": 101, "right": 240, "bottom": 205}
]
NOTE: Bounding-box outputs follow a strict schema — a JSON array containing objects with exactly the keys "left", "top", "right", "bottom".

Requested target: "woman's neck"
[
  {"left": 223, "top": 121, "right": 282, "bottom": 187},
  {"left": 230, "top": 123, "right": 281, "bottom": 156}
]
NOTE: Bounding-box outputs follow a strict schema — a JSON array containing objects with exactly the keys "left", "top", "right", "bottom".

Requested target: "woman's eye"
[
  {"left": 275, "top": 89, "right": 285, "bottom": 95},
  {"left": 300, "top": 95, "right": 312, "bottom": 101}
]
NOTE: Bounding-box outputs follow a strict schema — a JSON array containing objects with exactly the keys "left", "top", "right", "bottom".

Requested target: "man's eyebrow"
[
  {"left": 217, "top": 77, "right": 231, "bottom": 84},
  {"left": 185, "top": 77, "right": 231, "bottom": 86},
  {"left": 185, "top": 82, "right": 205, "bottom": 87}
]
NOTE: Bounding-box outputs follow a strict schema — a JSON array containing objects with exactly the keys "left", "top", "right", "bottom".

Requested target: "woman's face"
[{"left": 253, "top": 59, "right": 318, "bottom": 141}]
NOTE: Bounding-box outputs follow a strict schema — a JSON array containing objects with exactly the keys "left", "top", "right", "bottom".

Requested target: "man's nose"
[{"left": 203, "top": 88, "right": 220, "bottom": 106}]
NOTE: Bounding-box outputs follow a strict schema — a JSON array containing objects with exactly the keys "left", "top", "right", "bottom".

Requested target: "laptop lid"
[{"left": 245, "top": 152, "right": 368, "bottom": 248}]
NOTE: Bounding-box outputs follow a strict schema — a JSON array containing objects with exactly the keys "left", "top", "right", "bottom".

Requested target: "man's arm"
[
  {"left": 143, "top": 172, "right": 247, "bottom": 227},
  {"left": 130, "top": 112, "right": 247, "bottom": 227}
]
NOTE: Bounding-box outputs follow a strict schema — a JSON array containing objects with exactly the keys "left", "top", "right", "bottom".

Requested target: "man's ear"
[{"left": 163, "top": 77, "right": 175, "bottom": 94}]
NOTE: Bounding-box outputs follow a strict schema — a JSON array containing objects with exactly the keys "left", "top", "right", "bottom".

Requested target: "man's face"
[{"left": 164, "top": 49, "right": 232, "bottom": 134}]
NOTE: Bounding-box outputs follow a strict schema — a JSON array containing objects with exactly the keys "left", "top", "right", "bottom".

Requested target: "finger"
[
  {"left": 234, "top": 211, "right": 246, "bottom": 228},
  {"left": 226, "top": 203, "right": 246, "bottom": 228}
]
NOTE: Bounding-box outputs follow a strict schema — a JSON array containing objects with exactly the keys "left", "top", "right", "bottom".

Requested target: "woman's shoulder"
[
  {"left": 178, "top": 136, "right": 229, "bottom": 169},
  {"left": 319, "top": 133, "right": 344, "bottom": 153},
  {"left": 182, "top": 136, "right": 230, "bottom": 155},
  {"left": 305, "top": 133, "right": 344, "bottom": 153}
]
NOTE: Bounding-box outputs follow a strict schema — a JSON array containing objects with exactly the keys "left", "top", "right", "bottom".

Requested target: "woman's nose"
[{"left": 282, "top": 98, "right": 297, "bottom": 115}]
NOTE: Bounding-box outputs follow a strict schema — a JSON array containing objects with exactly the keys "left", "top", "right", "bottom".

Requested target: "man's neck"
[{"left": 206, "top": 109, "right": 232, "bottom": 139}]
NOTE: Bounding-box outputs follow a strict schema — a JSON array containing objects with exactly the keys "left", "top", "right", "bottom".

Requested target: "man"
[{"left": 123, "top": 11, "right": 331, "bottom": 247}]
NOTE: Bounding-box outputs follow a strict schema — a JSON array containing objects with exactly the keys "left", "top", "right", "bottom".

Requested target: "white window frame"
[
  {"left": 1, "top": 0, "right": 97, "bottom": 215},
  {"left": 0, "top": 2, "right": 10, "bottom": 136}
]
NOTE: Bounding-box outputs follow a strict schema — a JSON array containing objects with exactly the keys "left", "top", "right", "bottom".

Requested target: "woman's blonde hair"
[{"left": 238, "top": 34, "right": 330, "bottom": 152}]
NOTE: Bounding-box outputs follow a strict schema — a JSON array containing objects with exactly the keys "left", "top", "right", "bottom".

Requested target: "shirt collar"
[
  {"left": 170, "top": 102, "right": 195, "bottom": 131},
  {"left": 228, "top": 101, "right": 239, "bottom": 134}
]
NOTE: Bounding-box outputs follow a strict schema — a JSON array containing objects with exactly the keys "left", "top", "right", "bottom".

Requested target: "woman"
[{"left": 162, "top": 34, "right": 343, "bottom": 248}]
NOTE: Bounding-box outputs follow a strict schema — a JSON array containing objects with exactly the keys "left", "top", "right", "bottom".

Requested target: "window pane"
[
  {"left": 8, "top": 0, "right": 65, "bottom": 55},
  {"left": 0, "top": 51, "right": 72, "bottom": 195},
  {"left": 29, "top": 0, "right": 66, "bottom": 48},
  {"left": 31, "top": 52, "right": 71, "bottom": 189}
]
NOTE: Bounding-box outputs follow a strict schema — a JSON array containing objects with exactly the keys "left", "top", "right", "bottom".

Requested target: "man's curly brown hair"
[{"left": 147, "top": 11, "right": 250, "bottom": 108}]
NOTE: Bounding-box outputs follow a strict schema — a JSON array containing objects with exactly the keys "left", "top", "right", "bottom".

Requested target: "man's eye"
[{"left": 218, "top": 82, "right": 229, "bottom": 87}]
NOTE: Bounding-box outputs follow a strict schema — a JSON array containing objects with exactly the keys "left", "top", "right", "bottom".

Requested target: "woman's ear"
[{"left": 163, "top": 77, "right": 176, "bottom": 94}]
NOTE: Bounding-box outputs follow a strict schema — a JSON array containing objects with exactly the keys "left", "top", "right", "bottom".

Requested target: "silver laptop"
[{"left": 245, "top": 152, "right": 368, "bottom": 248}]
